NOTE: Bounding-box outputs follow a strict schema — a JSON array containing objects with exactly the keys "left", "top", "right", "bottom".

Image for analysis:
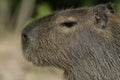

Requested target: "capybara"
[{"left": 22, "top": 3, "right": 120, "bottom": 80}]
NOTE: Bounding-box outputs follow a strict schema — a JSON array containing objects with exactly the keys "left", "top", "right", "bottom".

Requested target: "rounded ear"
[
  {"left": 93, "top": 4, "right": 108, "bottom": 29},
  {"left": 93, "top": 3, "right": 115, "bottom": 29},
  {"left": 105, "top": 2, "right": 115, "bottom": 14}
]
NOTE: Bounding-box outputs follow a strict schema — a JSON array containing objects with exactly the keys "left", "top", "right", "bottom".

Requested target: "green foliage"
[
  {"left": 8, "top": 0, "right": 20, "bottom": 13},
  {"left": 115, "top": 0, "right": 120, "bottom": 17},
  {"left": 80, "top": 0, "right": 96, "bottom": 6},
  {"left": 35, "top": 2, "right": 53, "bottom": 19}
]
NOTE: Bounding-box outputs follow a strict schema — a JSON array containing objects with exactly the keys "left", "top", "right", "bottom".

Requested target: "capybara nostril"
[{"left": 22, "top": 31, "right": 28, "bottom": 44}]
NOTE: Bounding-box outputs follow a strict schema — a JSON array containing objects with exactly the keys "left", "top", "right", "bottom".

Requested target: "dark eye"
[{"left": 60, "top": 21, "right": 77, "bottom": 28}]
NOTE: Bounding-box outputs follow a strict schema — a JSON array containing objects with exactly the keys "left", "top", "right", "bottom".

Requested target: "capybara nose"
[
  {"left": 22, "top": 30, "right": 28, "bottom": 44},
  {"left": 22, "top": 23, "right": 37, "bottom": 45}
]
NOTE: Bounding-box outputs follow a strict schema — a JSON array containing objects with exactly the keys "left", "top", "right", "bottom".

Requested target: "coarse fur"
[{"left": 22, "top": 3, "right": 120, "bottom": 80}]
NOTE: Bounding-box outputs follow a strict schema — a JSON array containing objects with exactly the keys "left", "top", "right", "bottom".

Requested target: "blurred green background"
[
  {"left": 0, "top": 0, "right": 120, "bottom": 35},
  {"left": 0, "top": 0, "right": 120, "bottom": 80}
]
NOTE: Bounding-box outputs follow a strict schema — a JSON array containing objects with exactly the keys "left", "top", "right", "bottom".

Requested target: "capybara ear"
[
  {"left": 93, "top": 4, "right": 108, "bottom": 29},
  {"left": 105, "top": 2, "right": 115, "bottom": 14}
]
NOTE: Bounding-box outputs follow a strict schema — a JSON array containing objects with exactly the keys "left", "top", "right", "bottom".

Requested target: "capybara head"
[{"left": 22, "top": 3, "right": 120, "bottom": 80}]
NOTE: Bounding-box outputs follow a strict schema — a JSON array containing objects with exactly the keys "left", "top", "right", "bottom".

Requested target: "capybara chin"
[{"left": 22, "top": 3, "right": 120, "bottom": 80}]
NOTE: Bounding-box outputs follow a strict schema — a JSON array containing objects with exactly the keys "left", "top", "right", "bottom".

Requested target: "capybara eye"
[{"left": 60, "top": 21, "right": 77, "bottom": 28}]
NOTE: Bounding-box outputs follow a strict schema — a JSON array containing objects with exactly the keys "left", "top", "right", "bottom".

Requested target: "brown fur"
[{"left": 22, "top": 3, "right": 120, "bottom": 80}]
